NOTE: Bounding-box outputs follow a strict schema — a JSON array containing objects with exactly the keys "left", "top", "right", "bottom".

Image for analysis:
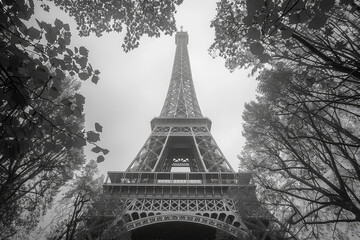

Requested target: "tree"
[
  {"left": 0, "top": 0, "right": 99, "bottom": 233},
  {"left": 240, "top": 63, "right": 360, "bottom": 239},
  {"left": 43, "top": 0, "right": 184, "bottom": 52},
  {"left": 209, "top": 1, "right": 360, "bottom": 238},
  {"left": 1, "top": 0, "right": 181, "bottom": 237},
  {"left": 44, "top": 170, "right": 131, "bottom": 240},
  {"left": 81, "top": 198, "right": 131, "bottom": 240},
  {"left": 210, "top": 0, "right": 360, "bottom": 81},
  {"left": 44, "top": 160, "right": 103, "bottom": 240}
]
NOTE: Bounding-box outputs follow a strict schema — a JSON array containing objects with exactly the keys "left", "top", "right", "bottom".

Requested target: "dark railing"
[{"left": 104, "top": 172, "right": 252, "bottom": 186}]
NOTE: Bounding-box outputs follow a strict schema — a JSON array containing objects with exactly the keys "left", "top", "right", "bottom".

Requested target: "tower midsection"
[{"left": 126, "top": 117, "right": 234, "bottom": 173}]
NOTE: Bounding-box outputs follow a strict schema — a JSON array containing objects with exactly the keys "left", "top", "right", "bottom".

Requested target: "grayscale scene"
[{"left": 1, "top": 0, "right": 360, "bottom": 240}]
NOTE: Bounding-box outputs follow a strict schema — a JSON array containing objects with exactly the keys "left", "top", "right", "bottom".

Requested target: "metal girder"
[
  {"left": 160, "top": 32, "right": 202, "bottom": 118},
  {"left": 127, "top": 135, "right": 168, "bottom": 172},
  {"left": 122, "top": 198, "right": 249, "bottom": 238},
  {"left": 127, "top": 125, "right": 233, "bottom": 172},
  {"left": 125, "top": 214, "right": 247, "bottom": 238}
]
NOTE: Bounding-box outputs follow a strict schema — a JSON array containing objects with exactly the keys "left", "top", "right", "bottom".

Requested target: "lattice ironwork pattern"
[
  {"left": 195, "top": 135, "right": 230, "bottom": 172},
  {"left": 160, "top": 31, "right": 202, "bottom": 118},
  {"left": 127, "top": 135, "right": 167, "bottom": 171},
  {"left": 125, "top": 199, "right": 234, "bottom": 212},
  {"left": 122, "top": 198, "right": 248, "bottom": 238},
  {"left": 125, "top": 214, "right": 248, "bottom": 238},
  {"left": 127, "top": 126, "right": 233, "bottom": 172}
]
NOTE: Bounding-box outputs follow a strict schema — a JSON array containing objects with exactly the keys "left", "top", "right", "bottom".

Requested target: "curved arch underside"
[
  {"left": 131, "top": 221, "right": 233, "bottom": 240},
  {"left": 124, "top": 214, "right": 248, "bottom": 238}
]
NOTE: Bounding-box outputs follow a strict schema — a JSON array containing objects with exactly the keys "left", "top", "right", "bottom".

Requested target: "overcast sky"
[{"left": 35, "top": 0, "right": 258, "bottom": 175}]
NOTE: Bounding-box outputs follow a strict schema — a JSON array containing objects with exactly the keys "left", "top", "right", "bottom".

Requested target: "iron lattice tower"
[{"left": 103, "top": 31, "right": 272, "bottom": 239}]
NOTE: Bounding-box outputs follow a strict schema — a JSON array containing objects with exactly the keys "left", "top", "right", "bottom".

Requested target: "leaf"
[
  {"left": 91, "top": 146, "right": 102, "bottom": 153},
  {"left": 87, "top": 131, "right": 100, "bottom": 142},
  {"left": 44, "top": 141, "right": 56, "bottom": 151},
  {"left": 49, "top": 86, "right": 60, "bottom": 99},
  {"left": 249, "top": 42, "right": 264, "bottom": 56},
  {"left": 242, "top": 16, "right": 253, "bottom": 26},
  {"left": 95, "top": 123, "right": 103, "bottom": 132},
  {"left": 248, "top": 28, "right": 260, "bottom": 40},
  {"left": 97, "top": 155, "right": 105, "bottom": 163},
  {"left": 55, "top": 68, "right": 65, "bottom": 80},
  {"left": 11, "top": 89, "right": 29, "bottom": 107},
  {"left": 79, "top": 46, "right": 88, "bottom": 56},
  {"left": 281, "top": 28, "right": 294, "bottom": 39},
  {"left": 246, "top": 0, "right": 264, "bottom": 15},
  {"left": 75, "top": 93, "right": 85, "bottom": 105},
  {"left": 28, "top": 27, "right": 41, "bottom": 39},
  {"left": 73, "top": 106, "right": 83, "bottom": 118},
  {"left": 63, "top": 24, "right": 70, "bottom": 31},
  {"left": 298, "top": 9, "right": 310, "bottom": 23},
  {"left": 91, "top": 75, "right": 99, "bottom": 84},
  {"left": 319, "top": 0, "right": 335, "bottom": 12},
  {"left": 324, "top": 27, "right": 333, "bottom": 36},
  {"left": 259, "top": 53, "right": 271, "bottom": 63},
  {"left": 44, "top": 24, "right": 56, "bottom": 44},
  {"left": 55, "top": 115, "right": 65, "bottom": 125},
  {"left": 54, "top": 18, "right": 63, "bottom": 29},
  {"left": 308, "top": 12, "right": 327, "bottom": 29},
  {"left": 288, "top": 14, "right": 301, "bottom": 24},
  {"left": 92, "top": 146, "right": 109, "bottom": 156},
  {"left": 73, "top": 135, "right": 86, "bottom": 149},
  {"left": 65, "top": 48, "right": 74, "bottom": 56},
  {"left": 87, "top": 63, "right": 93, "bottom": 73},
  {"left": 58, "top": 38, "right": 65, "bottom": 49},
  {"left": 76, "top": 57, "right": 88, "bottom": 69},
  {"left": 42, "top": 4, "right": 50, "bottom": 12},
  {"left": 335, "top": 41, "right": 346, "bottom": 50},
  {"left": 15, "top": 128, "right": 27, "bottom": 139},
  {"left": 32, "top": 68, "right": 49, "bottom": 87},
  {"left": 64, "top": 34, "right": 71, "bottom": 45},
  {"left": 50, "top": 58, "right": 60, "bottom": 67},
  {"left": 79, "top": 72, "right": 89, "bottom": 80},
  {"left": 64, "top": 106, "right": 72, "bottom": 116}
]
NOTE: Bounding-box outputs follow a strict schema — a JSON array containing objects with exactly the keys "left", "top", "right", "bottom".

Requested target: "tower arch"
[{"left": 125, "top": 213, "right": 247, "bottom": 238}]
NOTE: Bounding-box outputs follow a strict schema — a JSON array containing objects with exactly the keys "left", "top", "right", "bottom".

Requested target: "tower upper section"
[{"left": 160, "top": 31, "right": 203, "bottom": 118}]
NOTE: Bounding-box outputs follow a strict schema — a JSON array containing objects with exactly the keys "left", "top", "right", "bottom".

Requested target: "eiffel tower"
[{"left": 103, "top": 30, "right": 272, "bottom": 240}]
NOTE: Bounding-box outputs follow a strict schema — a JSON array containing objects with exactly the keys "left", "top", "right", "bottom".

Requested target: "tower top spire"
[
  {"left": 175, "top": 29, "right": 189, "bottom": 45},
  {"left": 160, "top": 31, "right": 202, "bottom": 117},
  {"left": 127, "top": 30, "right": 234, "bottom": 173}
]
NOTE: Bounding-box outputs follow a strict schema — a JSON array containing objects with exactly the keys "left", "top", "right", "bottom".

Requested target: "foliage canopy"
[
  {"left": 210, "top": 0, "right": 360, "bottom": 80},
  {"left": 210, "top": 0, "right": 360, "bottom": 238},
  {"left": 45, "top": 0, "right": 183, "bottom": 51},
  {"left": 1, "top": 0, "right": 182, "bottom": 238}
]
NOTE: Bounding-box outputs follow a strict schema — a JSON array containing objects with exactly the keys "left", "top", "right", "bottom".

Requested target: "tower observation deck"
[{"left": 102, "top": 30, "right": 273, "bottom": 240}]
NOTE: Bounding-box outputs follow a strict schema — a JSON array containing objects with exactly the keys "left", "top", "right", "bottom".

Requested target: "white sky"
[{"left": 34, "top": 0, "right": 258, "bottom": 176}]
